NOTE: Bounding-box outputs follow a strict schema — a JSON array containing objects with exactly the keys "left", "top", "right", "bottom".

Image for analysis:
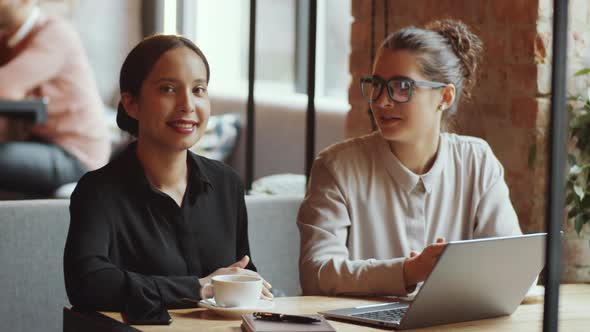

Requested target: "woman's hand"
[
  {"left": 403, "top": 237, "right": 447, "bottom": 290},
  {"left": 198, "top": 255, "right": 274, "bottom": 300}
]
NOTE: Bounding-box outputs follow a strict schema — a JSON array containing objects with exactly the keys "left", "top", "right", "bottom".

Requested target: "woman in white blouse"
[{"left": 298, "top": 19, "right": 522, "bottom": 296}]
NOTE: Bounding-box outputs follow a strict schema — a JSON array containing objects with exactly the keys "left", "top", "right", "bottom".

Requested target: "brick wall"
[{"left": 348, "top": 0, "right": 590, "bottom": 281}]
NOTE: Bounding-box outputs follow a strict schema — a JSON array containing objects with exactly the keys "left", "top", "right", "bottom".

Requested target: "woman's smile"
[{"left": 166, "top": 119, "right": 198, "bottom": 134}]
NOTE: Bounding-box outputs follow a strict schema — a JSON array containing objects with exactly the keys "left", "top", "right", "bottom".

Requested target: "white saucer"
[{"left": 198, "top": 298, "right": 274, "bottom": 318}]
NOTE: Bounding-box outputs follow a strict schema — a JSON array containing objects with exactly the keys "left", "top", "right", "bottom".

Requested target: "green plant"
[{"left": 566, "top": 68, "right": 590, "bottom": 235}]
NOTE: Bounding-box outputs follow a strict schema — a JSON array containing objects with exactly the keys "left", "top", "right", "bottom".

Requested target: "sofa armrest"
[
  {"left": 0, "top": 199, "right": 71, "bottom": 332},
  {"left": 245, "top": 195, "right": 304, "bottom": 296}
]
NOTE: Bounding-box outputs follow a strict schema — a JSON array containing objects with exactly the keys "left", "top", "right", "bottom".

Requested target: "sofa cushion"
[
  {"left": 245, "top": 195, "right": 303, "bottom": 296},
  {"left": 250, "top": 174, "right": 306, "bottom": 196},
  {"left": 190, "top": 113, "right": 241, "bottom": 162},
  {"left": 0, "top": 200, "right": 70, "bottom": 332}
]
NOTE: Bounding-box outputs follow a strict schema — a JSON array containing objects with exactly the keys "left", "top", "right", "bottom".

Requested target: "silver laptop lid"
[
  {"left": 319, "top": 233, "right": 546, "bottom": 330},
  {"left": 399, "top": 233, "right": 546, "bottom": 329}
]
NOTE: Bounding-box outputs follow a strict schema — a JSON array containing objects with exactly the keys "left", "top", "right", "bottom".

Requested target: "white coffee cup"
[{"left": 210, "top": 275, "right": 263, "bottom": 308}]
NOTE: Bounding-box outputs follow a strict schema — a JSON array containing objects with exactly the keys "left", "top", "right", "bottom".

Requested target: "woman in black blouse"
[{"left": 64, "top": 35, "right": 272, "bottom": 315}]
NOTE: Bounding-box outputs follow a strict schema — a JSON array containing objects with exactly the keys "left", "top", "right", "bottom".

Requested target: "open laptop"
[{"left": 319, "top": 233, "right": 547, "bottom": 329}]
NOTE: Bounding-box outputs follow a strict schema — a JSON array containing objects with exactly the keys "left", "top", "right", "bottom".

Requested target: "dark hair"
[
  {"left": 116, "top": 34, "right": 210, "bottom": 136},
  {"left": 379, "top": 19, "right": 483, "bottom": 124}
]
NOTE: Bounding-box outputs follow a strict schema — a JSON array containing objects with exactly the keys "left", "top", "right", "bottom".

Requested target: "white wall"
[{"left": 69, "top": 0, "right": 142, "bottom": 106}]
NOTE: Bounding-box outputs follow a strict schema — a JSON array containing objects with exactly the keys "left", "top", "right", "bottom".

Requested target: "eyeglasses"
[{"left": 360, "top": 75, "right": 447, "bottom": 103}]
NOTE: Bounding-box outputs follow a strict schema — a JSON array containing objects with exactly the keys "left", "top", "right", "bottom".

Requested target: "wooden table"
[{"left": 65, "top": 284, "right": 590, "bottom": 331}]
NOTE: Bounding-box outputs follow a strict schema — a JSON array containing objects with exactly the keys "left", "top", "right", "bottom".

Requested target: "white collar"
[
  {"left": 379, "top": 132, "right": 448, "bottom": 194},
  {"left": 7, "top": 6, "right": 40, "bottom": 48}
]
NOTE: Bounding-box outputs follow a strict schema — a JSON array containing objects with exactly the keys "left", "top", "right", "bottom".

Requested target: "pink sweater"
[{"left": 0, "top": 15, "right": 110, "bottom": 171}]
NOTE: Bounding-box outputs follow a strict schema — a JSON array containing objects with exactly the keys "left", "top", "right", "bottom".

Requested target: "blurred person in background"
[{"left": 0, "top": 0, "right": 110, "bottom": 195}]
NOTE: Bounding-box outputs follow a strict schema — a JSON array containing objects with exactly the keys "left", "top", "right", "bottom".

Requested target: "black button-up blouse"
[{"left": 64, "top": 143, "right": 255, "bottom": 314}]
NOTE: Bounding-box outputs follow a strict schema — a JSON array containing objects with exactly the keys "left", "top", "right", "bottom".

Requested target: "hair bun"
[{"left": 425, "top": 19, "right": 483, "bottom": 98}]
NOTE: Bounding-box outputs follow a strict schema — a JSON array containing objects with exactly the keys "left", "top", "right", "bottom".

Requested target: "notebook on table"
[{"left": 241, "top": 314, "right": 336, "bottom": 332}]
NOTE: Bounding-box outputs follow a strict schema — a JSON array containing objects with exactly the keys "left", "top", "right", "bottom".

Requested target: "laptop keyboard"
[{"left": 351, "top": 307, "right": 408, "bottom": 322}]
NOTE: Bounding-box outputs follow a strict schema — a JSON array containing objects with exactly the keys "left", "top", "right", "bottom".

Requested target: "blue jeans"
[{"left": 0, "top": 141, "right": 88, "bottom": 195}]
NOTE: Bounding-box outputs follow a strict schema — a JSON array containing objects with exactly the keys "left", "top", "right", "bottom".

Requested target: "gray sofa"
[{"left": 0, "top": 195, "right": 303, "bottom": 332}]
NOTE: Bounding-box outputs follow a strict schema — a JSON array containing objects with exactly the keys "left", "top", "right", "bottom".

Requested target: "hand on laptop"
[
  {"left": 198, "top": 255, "right": 274, "bottom": 300},
  {"left": 403, "top": 237, "right": 447, "bottom": 290}
]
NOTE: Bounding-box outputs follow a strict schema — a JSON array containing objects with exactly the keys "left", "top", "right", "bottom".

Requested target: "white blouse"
[{"left": 297, "top": 131, "right": 522, "bottom": 296}]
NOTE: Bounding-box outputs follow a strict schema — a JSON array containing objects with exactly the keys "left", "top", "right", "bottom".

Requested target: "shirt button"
[{"left": 415, "top": 182, "right": 425, "bottom": 193}]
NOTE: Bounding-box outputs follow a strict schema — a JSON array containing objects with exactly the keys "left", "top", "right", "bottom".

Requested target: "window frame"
[{"left": 170, "top": 0, "right": 348, "bottom": 107}]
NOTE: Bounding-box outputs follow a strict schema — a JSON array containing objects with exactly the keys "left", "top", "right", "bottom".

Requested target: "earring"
[{"left": 437, "top": 104, "right": 446, "bottom": 112}]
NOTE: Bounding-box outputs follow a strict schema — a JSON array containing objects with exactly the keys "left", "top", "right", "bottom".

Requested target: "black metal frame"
[
  {"left": 141, "top": 0, "right": 164, "bottom": 37},
  {"left": 295, "top": 0, "right": 311, "bottom": 94},
  {"left": 175, "top": 0, "right": 184, "bottom": 34},
  {"left": 544, "top": 0, "right": 569, "bottom": 331},
  {"left": 245, "top": 0, "right": 257, "bottom": 191},
  {"left": 304, "top": 0, "right": 318, "bottom": 181},
  {"left": 245, "top": 0, "right": 318, "bottom": 188}
]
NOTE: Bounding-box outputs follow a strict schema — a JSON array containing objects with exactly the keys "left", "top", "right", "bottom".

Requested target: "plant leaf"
[
  {"left": 574, "top": 185, "right": 585, "bottom": 200},
  {"left": 569, "top": 206, "right": 579, "bottom": 219},
  {"left": 568, "top": 67, "right": 590, "bottom": 235},
  {"left": 566, "top": 192, "right": 576, "bottom": 205},
  {"left": 568, "top": 164, "right": 590, "bottom": 178},
  {"left": 575, "top": 214, "right": 585, "bottom": 235},
  {"left": 570, "top": 164, "right": 583, "bottom": 175},
  {"left": 568, "top": 154, "right": 577, "bottom": 166},
  {"left": 571, "top": 113, "right": 590, "bottom": 129},
  {"left": 574, "top": 68, "right": 590, "bottom": 76}
]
